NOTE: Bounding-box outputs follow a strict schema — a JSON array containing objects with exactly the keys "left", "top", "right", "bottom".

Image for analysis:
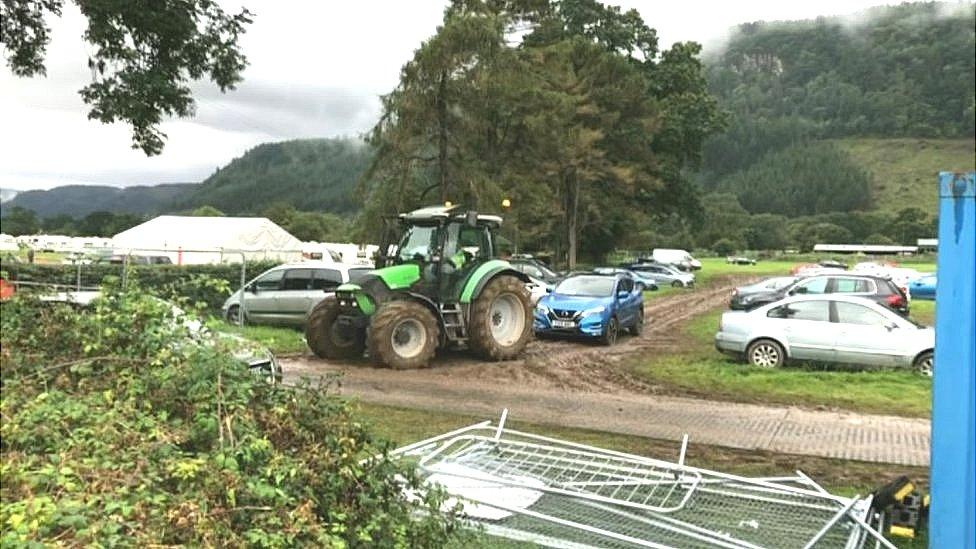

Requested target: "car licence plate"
[{"left": 552, "top": 319, "right": 575, "bottom": 329}]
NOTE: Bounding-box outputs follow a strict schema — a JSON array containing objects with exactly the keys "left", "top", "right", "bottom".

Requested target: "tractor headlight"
[{"left": 580, "top": 305, "right": 606, "bottom": 317}]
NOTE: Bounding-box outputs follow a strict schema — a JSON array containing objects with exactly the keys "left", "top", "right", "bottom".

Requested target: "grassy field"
[
  {"left": 210, "top": 320, "right": 307, "bottom": 354},
  {"left": 835, "top": 137, "right": 975, "bottom": 216}
]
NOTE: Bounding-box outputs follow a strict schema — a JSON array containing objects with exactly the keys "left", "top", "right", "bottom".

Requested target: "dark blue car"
[{"left": 534, "top": 273, "right": 644, "bottom": 345}]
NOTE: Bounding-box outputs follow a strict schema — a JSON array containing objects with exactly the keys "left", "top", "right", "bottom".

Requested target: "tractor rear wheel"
[
  {"left": 469, "top": 275, "right": 532, "bottom": 360},
  {"left": 367, "top": 300, "right": 439, "bottom": 369},
  {"left": 306, "top": 296, "right": 365, "bottom": 359}
]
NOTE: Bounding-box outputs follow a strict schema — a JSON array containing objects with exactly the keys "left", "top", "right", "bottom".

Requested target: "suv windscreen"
[
  {"left": 397, "top": 226, "right": 437, "bottom": 263},
  {"left": 555, "top": 276, "right": 615, "bottom": 298}
]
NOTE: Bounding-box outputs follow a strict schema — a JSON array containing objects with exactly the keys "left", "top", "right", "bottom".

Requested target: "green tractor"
[{"left": 305, "top": 205, "right": 534, "bottom": 369}]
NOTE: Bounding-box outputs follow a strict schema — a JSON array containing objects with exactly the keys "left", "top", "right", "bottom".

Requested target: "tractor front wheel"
[
  {"left": 306, "top": 296, "right": 365, "bottom": 360},
  {"left": 367, "top": 300, "right": 439, "bottom": 369},
  {"left": 469, "top": 275, "right": 532, "bottom": 360}
]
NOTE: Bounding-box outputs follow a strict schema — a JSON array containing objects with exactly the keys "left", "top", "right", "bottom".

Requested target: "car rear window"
[{"left": 767, "top": 301, "right": 829, "bottom": 322}]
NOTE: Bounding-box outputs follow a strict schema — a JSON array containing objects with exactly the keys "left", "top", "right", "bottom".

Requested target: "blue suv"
[{"left": 534, "top": 273, "right": 644, "bottom": 345}]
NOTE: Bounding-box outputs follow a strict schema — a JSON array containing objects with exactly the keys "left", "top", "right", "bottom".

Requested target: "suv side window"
[
  {"left": 835, "top": 301, "right": 887, "bottom": 326},
  {"left": 767, "top": 300, "right": 829, "bottom": 321},
  {"left": 833, "top": 278, "right": 873, "bottom": 294},
  {"left": 282, "top": 269, "right": 313, "bottom": 291},
  {"left": 795, "top": 277, "right": 828, "bottom": 294},
  {"left": 254, "top": 269, "right": 284, "bottom": 291},
  {"left": 312, "top": 269, "right": 342, "bottom": 291}
]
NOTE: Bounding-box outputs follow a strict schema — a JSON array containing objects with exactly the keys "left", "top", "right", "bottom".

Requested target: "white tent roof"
[{"left": 112, "top": 216, "right": 302, "bottom": 252}]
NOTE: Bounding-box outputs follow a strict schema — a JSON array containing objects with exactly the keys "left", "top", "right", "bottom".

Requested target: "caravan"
[{"left": 651, "top": 249, "right": 702, "bottom": 271}]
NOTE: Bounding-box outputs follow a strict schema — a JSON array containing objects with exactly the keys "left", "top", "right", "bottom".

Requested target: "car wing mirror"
[{"left": 885, "top": 321, "right": 899, "bottom": 331}]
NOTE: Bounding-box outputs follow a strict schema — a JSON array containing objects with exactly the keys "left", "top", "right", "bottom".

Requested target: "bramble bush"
[{"left": 0, "top": 289, "right": 465, "bottom": 547}]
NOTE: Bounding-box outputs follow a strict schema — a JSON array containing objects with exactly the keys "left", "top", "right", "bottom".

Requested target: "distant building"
[
  {"left": 112, "top": 216, "right": 303, "bottom": 265},
  {"left": 917, "top": 238, "right": 938, "bottom": 251},
  {"left": 813, "top": 244, "right": 918, "bottom": 255}
]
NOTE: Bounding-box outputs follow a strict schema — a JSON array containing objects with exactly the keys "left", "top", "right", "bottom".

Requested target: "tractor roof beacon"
[{"left": 305, "top": 205, "right": 533, "bottom": 369}]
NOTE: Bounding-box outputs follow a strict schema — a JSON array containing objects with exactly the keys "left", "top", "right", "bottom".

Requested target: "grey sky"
[{"left": 0, "top": 0, "right": 936, "bottom": 191}]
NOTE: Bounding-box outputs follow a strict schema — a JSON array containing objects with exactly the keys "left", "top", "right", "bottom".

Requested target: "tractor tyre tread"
[
  {"left": 367, "top": 300, "right": 439, "bottom": 369},
  {"left": 305, "top": 296, "right": 365, "bottom": 360},
  {"left": 468, "top": 275, "right": 533, "bottom": 361}
]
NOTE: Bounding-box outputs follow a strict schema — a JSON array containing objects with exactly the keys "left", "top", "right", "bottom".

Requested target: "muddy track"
[{"left": 283, "top": 275, "right": 755, "bottom": 395}]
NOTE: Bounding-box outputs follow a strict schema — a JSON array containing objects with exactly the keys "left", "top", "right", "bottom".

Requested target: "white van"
[{"left": 652, "top": 249, "right": 702, "bottom": 271}]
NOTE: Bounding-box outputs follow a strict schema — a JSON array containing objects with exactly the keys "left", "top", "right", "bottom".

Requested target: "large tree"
[
  {"left": 1, "top": 0, "right": 252, "bottom": 155},
  {"left": 362, "top": 0, "right": 725, "bottom": 267}
]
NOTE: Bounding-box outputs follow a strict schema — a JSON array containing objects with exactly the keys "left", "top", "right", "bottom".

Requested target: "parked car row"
[{"left": 720, "top": 272, "right": 934, "bottom": 375}]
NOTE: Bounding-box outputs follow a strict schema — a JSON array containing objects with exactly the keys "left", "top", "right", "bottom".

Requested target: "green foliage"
[
  {"left": 0, "top": 290, "right": 465, "bottom": 546},
  {"left": 263, "top": 204, "right": 353, "bottom": 242},
  {"left": 706, "top": 3, "right": 974, "bottom": 141},
  {"left": 711, "top": 238, "right": 739, "bottom": 256},
  {"left": 719, "top": 143, "right": 872, "bottom": 216},
  {"left": 0, "top": 261, "right": 280, "bottom": 312},
  {"left": 180, "top": 138, "right": 373, "bottom": 215},
  {"left": 363, "top": 0, "right": 725, "bottom": 268},
  {"left": 0, "top": 206, "right": 39, "bottom": 236},
  {"left": 1, "top": 0, "right": 253, "bottom": 155}
]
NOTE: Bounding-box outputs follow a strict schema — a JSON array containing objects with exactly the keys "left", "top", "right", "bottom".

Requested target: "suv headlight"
[
  {"left": 580, "top": 305, "right": 606, "bottom": 316},
  {"left": 535, "top": 303, "right": 550, "bottom": 314}
]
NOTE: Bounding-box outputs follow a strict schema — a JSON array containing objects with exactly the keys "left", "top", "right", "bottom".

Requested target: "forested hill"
[
  {"left": 1, "top": 183, "right": 197, "bottom": 219},
  {"left": 700, "top": 2, "right": 975, "bottom": 184},
  {"left": 174, "top": 138, "right": 373, "bottom": 215}
]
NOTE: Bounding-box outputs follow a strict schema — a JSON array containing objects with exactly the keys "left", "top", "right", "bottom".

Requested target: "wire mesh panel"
[{"left": 395, "top": 419, "right": 888, "bottom": 549}]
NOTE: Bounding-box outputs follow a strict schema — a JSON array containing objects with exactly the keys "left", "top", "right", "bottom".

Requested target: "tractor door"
[{"left": 438, "top": 222, "right": 491, "bottom": 302}]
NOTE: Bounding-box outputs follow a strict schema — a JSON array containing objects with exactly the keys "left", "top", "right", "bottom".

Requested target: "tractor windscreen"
[
  {"left": 554, "top": 276, "right": 615, "bottom": 297},
  {"left": 397, "top": 226, "right": 437, "bottom": 263}
]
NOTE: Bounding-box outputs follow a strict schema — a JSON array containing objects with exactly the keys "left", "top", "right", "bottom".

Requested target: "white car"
[
  {"left": 222, "top": 261, "right": 372, "bottom": 326},
  {"left": 652, "top": 248, "right": 701, "bottom": 271},
  {"left": 715, "top": 294, "right": 934, "bottom": 375}
]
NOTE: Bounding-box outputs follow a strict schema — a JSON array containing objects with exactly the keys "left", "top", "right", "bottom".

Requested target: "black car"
[
  {"left": 729, "top": 274, "right": 910, "bottom": 316},
  {"left": 509, "top": 257, "right": 560, "bottom": 284},
  {"left": 818, "top": 259, "right": 848, "bottom": 270}
]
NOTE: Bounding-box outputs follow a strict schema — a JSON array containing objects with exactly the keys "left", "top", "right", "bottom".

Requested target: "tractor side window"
[
  {"left": 397, "top": 226, "right": 436, "bottom": 263},
  {"left": 457, "top": 226, "right": 490, "bottom": 260}
]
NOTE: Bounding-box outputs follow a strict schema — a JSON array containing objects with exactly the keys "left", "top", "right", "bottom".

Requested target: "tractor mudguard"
[{"left": 460, "top": 260, "right": 530, "bottom": 304}]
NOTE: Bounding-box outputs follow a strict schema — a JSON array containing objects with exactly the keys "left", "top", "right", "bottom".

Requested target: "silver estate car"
[
  {"left": 222, "top": 262, "right": 371, "bottom": 326},
  {"left": 715, "top": 294, "right": 934, "bottom": 375}
]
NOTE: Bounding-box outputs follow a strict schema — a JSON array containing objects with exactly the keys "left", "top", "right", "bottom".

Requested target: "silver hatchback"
[{"left": 222, "top": 262, "right": 371, "bottom": 327}]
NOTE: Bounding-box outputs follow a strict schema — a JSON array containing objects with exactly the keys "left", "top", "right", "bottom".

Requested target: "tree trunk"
[
  {"left": 437, "top": 70, "right": 449, "bottom": 203},
  {"left": 566, "top": 172, "right": 579, "bottom": 270}
]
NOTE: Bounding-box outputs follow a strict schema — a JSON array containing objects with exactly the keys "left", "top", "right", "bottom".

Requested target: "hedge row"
[{"left": 0, "top": 261, "right": 281, "bottom": 313}]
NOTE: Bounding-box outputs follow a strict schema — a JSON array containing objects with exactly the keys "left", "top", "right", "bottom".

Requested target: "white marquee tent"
[{"left": 112, "top": 216, "right": 303, "bottom": 265}]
